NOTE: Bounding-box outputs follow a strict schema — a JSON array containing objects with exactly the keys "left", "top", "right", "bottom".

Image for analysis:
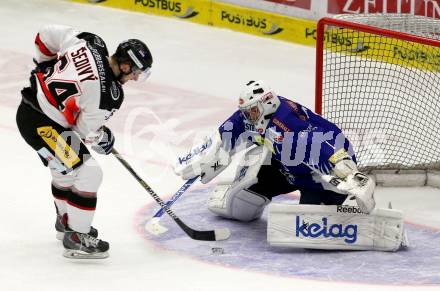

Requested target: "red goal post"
[{"left": 315, "top": 14, "right": 440, "bottom": 186}]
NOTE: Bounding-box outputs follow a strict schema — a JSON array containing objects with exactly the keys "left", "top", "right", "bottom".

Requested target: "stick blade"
[
  {"left": 145, "top": 217, "right": 168, "bottom": 235},
  {"left": 214, "top": 228, "right": 231, "bottom": 241}
]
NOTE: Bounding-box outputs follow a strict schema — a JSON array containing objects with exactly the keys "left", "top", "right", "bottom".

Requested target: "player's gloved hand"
[
  {"left": 199, "top": 157, "right": 229, "bottom": 184},
  {"left": 333, "top": 157, "right": 358, "bottom": 179},
  {"left": 344, "top": 172, "right": 376, "bottom": 214},
  {"left": 91, "top": 126, "right": 115, "bottom": 155},
  {"left": 329, "top": 149, "right": 358, "bottom": 179},
  {"left": 324, "top": 172, "right": 375, "bottom": 213}
]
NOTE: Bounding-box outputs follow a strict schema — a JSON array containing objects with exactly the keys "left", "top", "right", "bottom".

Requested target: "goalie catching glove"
[
  {"left": 174, "top": 131, "right": 231, "bottom": 184},
  {"left": 327, "top": 172, "right": 376, "bottom": 214},
  {"left": 326, "top": 150, "right": 376, "bottom": 214}
]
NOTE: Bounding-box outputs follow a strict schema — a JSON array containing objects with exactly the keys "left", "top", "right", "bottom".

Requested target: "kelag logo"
[
  {"left": 295, "top": 216, "right": 358, "bottom": 243},
  {"left": 177, "top": 137, "right": 212, "bottom": 165},
  {"left": 220, "top": 11, "right": 283, "bottom": 35}
]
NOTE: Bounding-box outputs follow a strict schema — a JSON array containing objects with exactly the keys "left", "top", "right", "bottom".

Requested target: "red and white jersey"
[{"left": 34, "top": 25, "right": 124, "bottom": 139}]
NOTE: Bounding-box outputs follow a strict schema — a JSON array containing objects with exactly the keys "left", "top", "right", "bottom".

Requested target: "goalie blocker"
[{"left": 267, "top": 204, "right": 408, "bottom": 252}]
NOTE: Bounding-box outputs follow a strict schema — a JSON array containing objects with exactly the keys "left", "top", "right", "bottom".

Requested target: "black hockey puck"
[{"left": 211, "top": 247, "right": 224, "bottom": 255}]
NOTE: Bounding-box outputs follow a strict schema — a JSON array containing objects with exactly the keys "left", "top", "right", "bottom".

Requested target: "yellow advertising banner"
[
  {"left": 325, "top": 27, "right": 440, "bottom": 72},
  {"left": 69, "top": 0, "right": 317, "bottom": 46},
  {"left": 209, "top": 2, "right": 316, "bottom": 46},
  {"left": 70, "top": 0, "right": 209, "bottom": 24}
]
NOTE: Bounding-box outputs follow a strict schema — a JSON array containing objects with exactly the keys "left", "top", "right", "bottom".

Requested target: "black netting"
[{"left": 321, "top": 14, "right": 440, "bottom": 170}]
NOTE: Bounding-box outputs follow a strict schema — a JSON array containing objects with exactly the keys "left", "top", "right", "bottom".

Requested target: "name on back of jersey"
[{"left": 71, "top": 47, "right": 98, "bottom": 82}]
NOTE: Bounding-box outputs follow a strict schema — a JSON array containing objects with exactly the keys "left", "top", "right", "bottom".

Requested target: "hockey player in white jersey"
[{"left": 16, "top": 25, "right": 153, "bottom": 259}]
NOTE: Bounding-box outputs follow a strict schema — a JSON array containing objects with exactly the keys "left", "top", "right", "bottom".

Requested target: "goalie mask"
[{"left": 238, "top": 80, "right": 280, "bottom": 134}]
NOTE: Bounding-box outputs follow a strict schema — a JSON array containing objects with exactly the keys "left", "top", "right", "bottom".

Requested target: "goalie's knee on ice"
[
  {"left": 207, "top": 144, "right": 271, "bottom": 221},
  {"left": 208, "top": 186, "right": 270, "bottom": 222},
  {"left": 230, "top": 190, "right": 270, "bottom": 221}
]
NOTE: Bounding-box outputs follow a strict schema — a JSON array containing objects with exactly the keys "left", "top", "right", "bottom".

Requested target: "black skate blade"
[{"left": 63, "top": 249, "right": 109, "bottom": 259}]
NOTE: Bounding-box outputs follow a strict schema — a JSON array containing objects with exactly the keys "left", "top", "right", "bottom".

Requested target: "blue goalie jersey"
[{"left": 218, "top": 96, "right": 356, "bottom": 190}]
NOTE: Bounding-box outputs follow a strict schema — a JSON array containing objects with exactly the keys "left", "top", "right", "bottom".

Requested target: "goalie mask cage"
[{"left": 315, "top": 14, "right": 440, "bottom": 178}]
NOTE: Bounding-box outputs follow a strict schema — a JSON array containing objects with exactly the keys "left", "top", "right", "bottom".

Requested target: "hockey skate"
[
  {"left": 55, "top": 214, "right": 98, "bottom": 240},
  {"left": 63, "top": 230, "right": 109, "bottom": 259}
]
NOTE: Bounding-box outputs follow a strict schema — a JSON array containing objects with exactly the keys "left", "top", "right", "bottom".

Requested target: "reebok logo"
[{"left": 337, "top": 205, "right": 363, "bottom": 214}]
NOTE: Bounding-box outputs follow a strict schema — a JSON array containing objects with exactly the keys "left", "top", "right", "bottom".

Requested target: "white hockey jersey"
[{"left": 33, "top": 25, "right": 124, "bottom": 139}]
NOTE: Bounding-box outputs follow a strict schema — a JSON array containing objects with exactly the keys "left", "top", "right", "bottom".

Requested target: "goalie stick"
[
  {"left": 111, "top": 148, "right": 230, "bottom": 241},
  {"left": 145, "top": 176, "right": 198, "bottom": 235}
]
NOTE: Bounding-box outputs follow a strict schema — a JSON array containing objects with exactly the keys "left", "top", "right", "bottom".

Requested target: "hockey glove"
[
  {"left": 332, "top": 158, "right": 358, "bottom": 179},
  {"left": 91, "top": 126, "right": 115, "bottom": 155},
  {"left": 323, "top": 172, "right": 376, "bottom": 214},
  {"left": 329, "top": 149, "right": 358, "bottom": 179}
]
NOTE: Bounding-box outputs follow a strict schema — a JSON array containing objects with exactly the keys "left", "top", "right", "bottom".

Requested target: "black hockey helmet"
[{"left": 114, "top": 39, "right": 153, "bottom": 80}]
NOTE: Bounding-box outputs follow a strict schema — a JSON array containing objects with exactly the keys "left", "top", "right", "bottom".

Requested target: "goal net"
[{"left": 315, "top": 14, "right": 440, "bottom": 177}]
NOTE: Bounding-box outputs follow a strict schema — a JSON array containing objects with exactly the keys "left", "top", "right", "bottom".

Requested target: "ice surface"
[{"left": 140, "top": 187, "right": 440, "bottom": 285}]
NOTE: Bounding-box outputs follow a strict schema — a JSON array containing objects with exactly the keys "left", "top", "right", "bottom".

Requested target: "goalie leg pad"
[
  {"left": 267, "top": 203, "right": 407, "bottom": 252},
  {"left": 207, "top": 145, "right": 271, "bottom": 221},
  {"left": 208, "top": 187, "right": 270, "bottom": 222}
]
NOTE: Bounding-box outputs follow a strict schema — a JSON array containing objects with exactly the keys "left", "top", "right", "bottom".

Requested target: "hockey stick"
[
  {"left": 111, "top": 148, "right": 230, "bottom": 241},
  {"left": 145, "top": 176, "right": 198, "bottom": 235}
]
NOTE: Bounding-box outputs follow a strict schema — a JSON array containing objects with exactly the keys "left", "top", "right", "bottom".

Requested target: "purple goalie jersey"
[{"left": 218, "top": 96, "right": 356, "bottom": 190}]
